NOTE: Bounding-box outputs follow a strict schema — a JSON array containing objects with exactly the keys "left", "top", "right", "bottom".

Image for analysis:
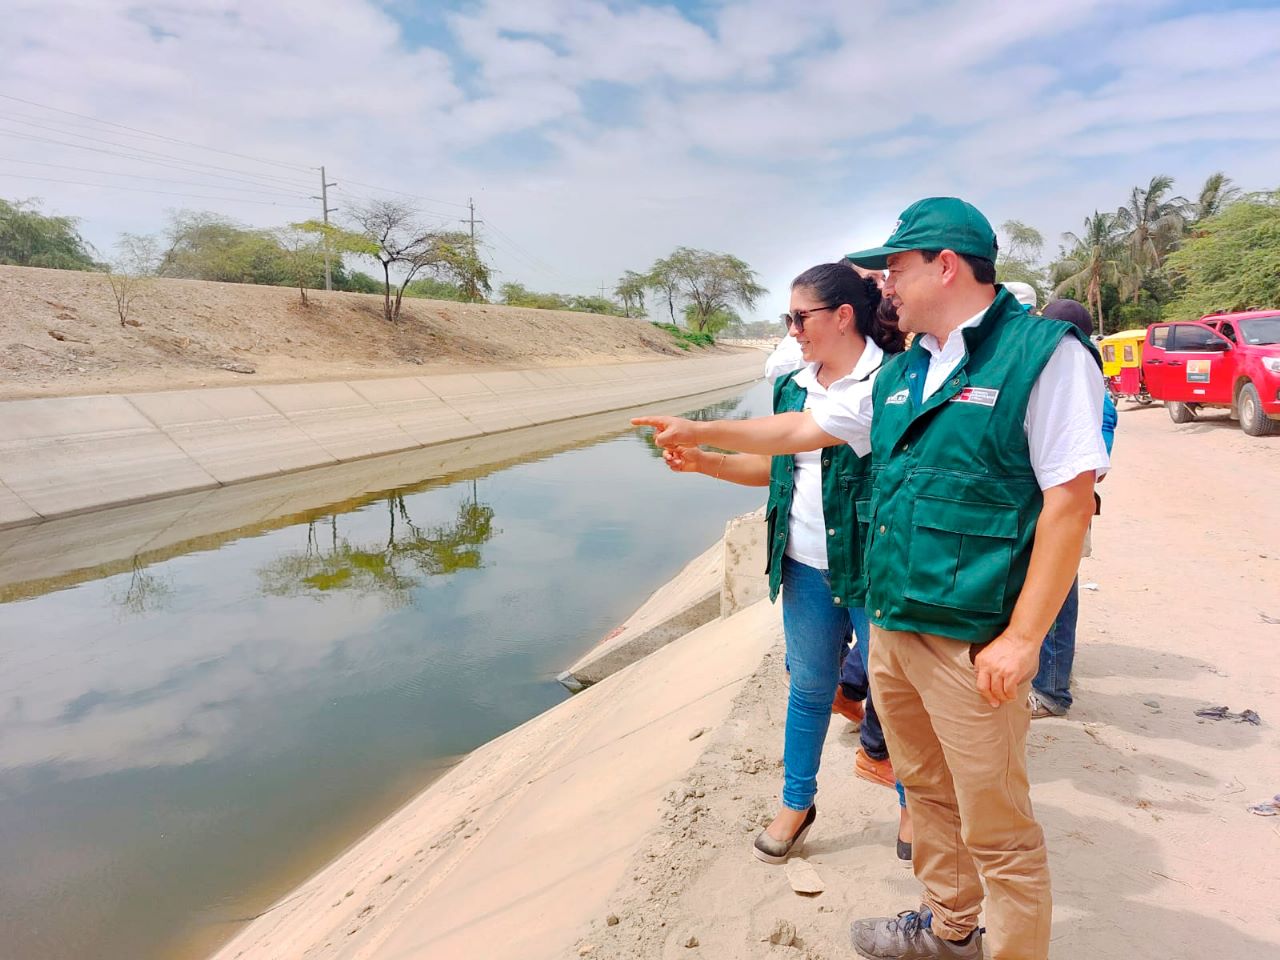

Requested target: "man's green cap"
[{"left": 844, "top": 197, "right": 998, "bottom": 270}]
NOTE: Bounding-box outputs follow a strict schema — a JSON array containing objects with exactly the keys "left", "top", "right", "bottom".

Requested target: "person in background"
[
  {"left": 635, "top": 263, "right": 899, "bottom": 866},
  {"left": 1027, "top": 298, "right": 1118, "bottom": 719},
  {"left": 1004, "top": 281, "right": 1038, "bottom": 312}
]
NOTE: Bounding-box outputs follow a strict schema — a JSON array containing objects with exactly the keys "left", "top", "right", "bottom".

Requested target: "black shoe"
[
  {"left": 896, "top": 838, "right": 912, "bottom": 865},
  {"left": 752, "top": 804, "right": 815, "bottom": 864}
]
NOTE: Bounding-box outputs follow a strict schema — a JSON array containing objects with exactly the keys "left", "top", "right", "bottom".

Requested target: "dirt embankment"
[{"left": 0, "top": 265, "right": 719, "bottom": 400}]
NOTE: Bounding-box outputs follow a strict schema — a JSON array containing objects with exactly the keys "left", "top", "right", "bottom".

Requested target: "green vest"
[
  {"left": 863, "top": 288, "right": 1100, "bottom": 642},
  {"left": 764, "top": 370, "right": 873, "bottom": 607}
]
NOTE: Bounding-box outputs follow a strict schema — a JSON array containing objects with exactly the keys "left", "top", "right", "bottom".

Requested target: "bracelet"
[{"left": 713, "top": 452, "right": 726, "bottom": 479}]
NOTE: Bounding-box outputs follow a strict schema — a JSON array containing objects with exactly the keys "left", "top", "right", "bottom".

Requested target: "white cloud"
[{"left": 1, "top": 0, "right": 1278, "bottom": 322}]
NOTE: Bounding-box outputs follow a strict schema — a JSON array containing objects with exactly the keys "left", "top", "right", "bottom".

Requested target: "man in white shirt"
[{"left": 843, "top": 198, "right": 1107, "bottom": 960}]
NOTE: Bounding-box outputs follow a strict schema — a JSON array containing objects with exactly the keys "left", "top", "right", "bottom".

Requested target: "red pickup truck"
[{"left": 1143, "top": 310, "right": 1280, "bottom": 436}]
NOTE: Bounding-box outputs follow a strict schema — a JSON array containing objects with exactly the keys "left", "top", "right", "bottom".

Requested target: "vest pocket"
[{"left": 903, "top": 497, "right": 1018, "bottom": 614}]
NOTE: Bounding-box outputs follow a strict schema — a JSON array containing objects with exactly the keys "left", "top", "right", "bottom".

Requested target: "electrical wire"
[
  {"left": 0, "top": 130, "right": 317, "bottom": 201},
  {"left": 0, "top": 120, "right": 315, "bottom": 192},
  {"left": 0, "top": 92, "right": 314, "bottom": 173},
  {"left": 0, "top": 173, "right": 315, "bottom": 208},
  {"left": 0, "top": 156, "right": 320, "bottom": 199}
]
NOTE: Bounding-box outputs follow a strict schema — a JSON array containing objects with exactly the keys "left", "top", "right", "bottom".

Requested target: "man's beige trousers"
[{"left": 869, "top": 627, "right": 1051, "bottom": 960}]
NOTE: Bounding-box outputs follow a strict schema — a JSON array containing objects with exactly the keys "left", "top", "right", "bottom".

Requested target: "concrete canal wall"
[{"left": 0, "top": 352, "right": 761, "bottom": 529}]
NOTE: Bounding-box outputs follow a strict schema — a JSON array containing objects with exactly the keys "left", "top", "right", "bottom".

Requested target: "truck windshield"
[{"left": 1239, "top": 317, "right": 1280, "bottom": 345}]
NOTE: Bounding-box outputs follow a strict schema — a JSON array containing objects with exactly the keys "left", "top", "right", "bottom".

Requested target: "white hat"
[{"left": 1004, "top": 282, "right": 1037, "bottom": 309}]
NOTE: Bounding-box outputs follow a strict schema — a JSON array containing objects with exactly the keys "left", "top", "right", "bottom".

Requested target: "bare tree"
[
  {"left": 105, "top": 233, "right": 161, "bottom": 327},
  {"left": 350, "top": 200, "right": 488, "bottom": 322}
]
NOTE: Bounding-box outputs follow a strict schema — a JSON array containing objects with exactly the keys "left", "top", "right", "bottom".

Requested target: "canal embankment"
[{"left": 0, "top": 352, "right": 761, "bottom": 528}]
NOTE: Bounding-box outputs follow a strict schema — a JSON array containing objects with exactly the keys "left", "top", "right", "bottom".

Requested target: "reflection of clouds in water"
[{"left": 0, "top": 593, "right": 393, "bottom": 777}]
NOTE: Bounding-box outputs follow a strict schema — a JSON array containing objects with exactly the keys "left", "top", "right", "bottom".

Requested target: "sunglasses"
[{"left": 780, "top": 305, "right": 836, "bottom": 333}]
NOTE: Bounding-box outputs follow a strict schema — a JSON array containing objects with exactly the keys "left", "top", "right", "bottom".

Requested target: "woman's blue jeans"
[{"left": 780, "top": 556, "right": 868, "bottom": 811}]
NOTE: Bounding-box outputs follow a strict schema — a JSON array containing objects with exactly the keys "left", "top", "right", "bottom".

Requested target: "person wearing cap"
[
  {"left": 844, "top": 198, "right": 1108, "bottom": 960},
  {"left": 1002, "top": 281, "right": 1038, "bottom": 312}
]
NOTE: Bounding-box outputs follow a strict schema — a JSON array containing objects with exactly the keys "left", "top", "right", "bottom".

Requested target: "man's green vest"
[
  {"left": 863, "top": 287, "right": 1099, "bottom": 642},
  {"left": 764, "top": 371, "right": 873, "bottom": 607}
]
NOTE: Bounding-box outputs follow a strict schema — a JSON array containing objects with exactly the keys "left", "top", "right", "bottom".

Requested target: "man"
[
  {"left": 1027, "top": 299, "right": 1119, "bottom": 720},
  {"left": 1003, "top": 281, "right": 1038, "bottom": 312},
  {"left": 844, "top": 198, "right": 1108, "bottom": 960}
]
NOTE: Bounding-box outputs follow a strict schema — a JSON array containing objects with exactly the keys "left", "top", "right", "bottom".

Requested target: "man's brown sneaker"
[
  {"left": 832, "top": 687, "right": 865, "bottom": 727},
  {"left": 855, "top": 747, "right": 896, "bottom": 789},
  {"left": 850, "top": 907, "right": 983, "bottom": 959}
]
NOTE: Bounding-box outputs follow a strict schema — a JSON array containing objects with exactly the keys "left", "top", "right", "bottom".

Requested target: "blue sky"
[{"left": 3, "top": 0, "right": 1279, "bottom": 320}]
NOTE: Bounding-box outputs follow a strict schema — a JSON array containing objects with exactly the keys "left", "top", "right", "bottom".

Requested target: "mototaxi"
[{"left": 1099, "top": 329, "right": 1151, "bottom": 404}]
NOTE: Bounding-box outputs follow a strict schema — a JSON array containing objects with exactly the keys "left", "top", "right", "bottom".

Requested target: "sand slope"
[{"left": 0, "top": 265, "right": 722, "bottom": 400}]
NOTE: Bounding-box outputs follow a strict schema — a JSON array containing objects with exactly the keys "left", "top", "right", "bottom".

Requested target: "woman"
[{"left": 635, "top": 263, "right": 904, "bottom": 863}]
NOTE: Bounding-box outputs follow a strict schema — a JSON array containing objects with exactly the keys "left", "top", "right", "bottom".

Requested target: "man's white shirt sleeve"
[
  {"left": 1024, "top": 337, "right": 1110, "bottom": 490},
  {"left": 764, "top": 335, "right": 805, "bottom": 383}
]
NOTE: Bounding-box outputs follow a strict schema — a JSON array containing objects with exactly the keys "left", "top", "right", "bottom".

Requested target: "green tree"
[
  {"left": 350, "top": 200, "right": 489, "bottom": 322},
  {"left": 646, "top": 247, "right": 766, "bottom": 333},
  {"left": 403, "top": 277, "right": 468, "bottom": 301},
  {"left": 0, "top": 197, "right": 101, "bottom": 270},
  {"left": 1000, "top": 220, "right": 1044, "bottom": 262},
  {"left": 1115, "top": 174, "right": 1188, "bottom": 300},
  {"left": 682, "top": 302, "right": 738, "bottom": 335},
  {"left": 1053, "top": 212, "right": 1126, "bottom": 335},
  {"left": 615, "top": 270, "right": 648, "bottom": 317},
  {"left": 1190, "top": 172, "right": 1242, "bottom": 229},
  {"left": 159, "top": 210, "right": 287, "bottom": 283},
  {"left": 1162, "top": 192, "right": 1280, "bottom": 317}
]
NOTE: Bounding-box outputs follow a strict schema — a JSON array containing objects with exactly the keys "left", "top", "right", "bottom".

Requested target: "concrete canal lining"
[{"left": 0, "top": 352, "right": 761, "bottom": 529}]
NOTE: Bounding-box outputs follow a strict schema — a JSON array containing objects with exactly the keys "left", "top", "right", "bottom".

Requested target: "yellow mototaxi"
[{"left": 1099, "top": 329, "right": 1151, "bottom": 404}]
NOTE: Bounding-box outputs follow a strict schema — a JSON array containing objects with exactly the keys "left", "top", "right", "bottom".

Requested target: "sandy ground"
[
  {"left": 0, "top": 265, "right": 715, "bottom": 399},
  {"left": 575, "top": 401, "right": 1280, "bottom": 960},
  {"left": 203, "top": 399, "right": 1280, "bottom": 960}
]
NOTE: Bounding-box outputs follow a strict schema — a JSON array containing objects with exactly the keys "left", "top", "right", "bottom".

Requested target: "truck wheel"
[
  {"left": 1167, "top": 401, "right": 1196, "bottom": 424},
  {"left": 1239, "top": 382, "right": 1279, "bottom": 436}
]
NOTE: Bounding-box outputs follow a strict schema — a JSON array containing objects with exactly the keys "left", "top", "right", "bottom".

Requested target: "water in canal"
[{"left": 0, "top": 383, "right": 772, "bottom": 960}]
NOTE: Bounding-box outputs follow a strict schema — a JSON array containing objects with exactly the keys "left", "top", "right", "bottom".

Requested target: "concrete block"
[
  {"left": 0, "top": 430, "right": 218, "bottom": 519},
  {"left": 0, "top": 394, "right": 155, "bottom": 442},
  {"left": 561, "top": 540, "right": 724, "bottom": 688},
  {"left": 255, "top": 382, "right": 420, "bottom": 460},
  {"left": 722, "top": 507, "right": 769, "bottom": 618}
]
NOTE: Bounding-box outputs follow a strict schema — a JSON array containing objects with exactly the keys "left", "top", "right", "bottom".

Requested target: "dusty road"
[{"left": 583, "top": 401, "right": 1280, "bottom": 960}]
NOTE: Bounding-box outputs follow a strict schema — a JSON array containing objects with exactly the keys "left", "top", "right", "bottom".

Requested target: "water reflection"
[
  {"left": 0, "top": 382, "right": 772, "bottom": 960},
  {"left": 258, "top": 487, "right": 497, "bottom": 605}
]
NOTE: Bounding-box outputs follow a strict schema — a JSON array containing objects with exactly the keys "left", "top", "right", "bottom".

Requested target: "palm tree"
[
  {"left": 1191, "top": 172, "right": 1242, "bottom": 227},
  {"left": 1115, "top": 174, "right": 1189, "bottom": 301},
  {"left": 1053, "top": 212, "right": 1126, "bottom": 335}
]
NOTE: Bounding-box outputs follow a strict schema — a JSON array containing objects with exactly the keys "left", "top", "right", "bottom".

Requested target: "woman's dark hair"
[{"left": 790, "top": 262, "right": 904, "bottom": 354}]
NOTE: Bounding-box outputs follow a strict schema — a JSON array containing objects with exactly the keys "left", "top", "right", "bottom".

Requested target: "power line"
[
  {"left": 0, "top": 156, "right": 320, "bottom": 199},
  {"left": 0, "top": 120, "right": 314, "bottom": 191},
  {"left": 0, "top": 92, "right": 314, "bottom": 174},
  {"left": 338, "top": 176, "right": 472, "bottom": 211},
  {"left": 0, "top": 173, "right": 315, "bottom": 208},
  {"left": 0, "top": 129, "right": 315, "bottom": 198}
]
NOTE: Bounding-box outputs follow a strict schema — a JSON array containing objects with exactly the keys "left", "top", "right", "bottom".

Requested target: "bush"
[{"left": 651, "top": 321, "right": 714, "bottom": 349}]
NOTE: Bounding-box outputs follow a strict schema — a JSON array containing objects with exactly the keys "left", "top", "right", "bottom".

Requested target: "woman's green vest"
[
  {"left": 863, "top": 287, "right": 1100, "bottom": 643},
  {"left": 764, "top": 370, "right": 873, "bottom": 607}
]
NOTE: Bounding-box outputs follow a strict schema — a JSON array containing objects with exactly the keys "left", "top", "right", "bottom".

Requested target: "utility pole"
[
  {"left": 460, "top": 197, "right": 483, "bottom": 302},
  {"left": 313, "top": 166, "right": 338, "bottom": 291}
]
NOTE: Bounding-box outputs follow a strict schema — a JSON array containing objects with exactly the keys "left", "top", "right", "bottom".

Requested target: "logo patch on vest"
[
  {"left": 950, "top": 387, "right": 1000, "bottom": 407},
  {"left": 885, "top": 389, "right": 909, "bottom": 406}
]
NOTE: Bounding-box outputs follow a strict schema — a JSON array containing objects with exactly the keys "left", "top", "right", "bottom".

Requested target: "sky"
[{"left": 2, "top": 0, "right": 1279, "bottom": 321}]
